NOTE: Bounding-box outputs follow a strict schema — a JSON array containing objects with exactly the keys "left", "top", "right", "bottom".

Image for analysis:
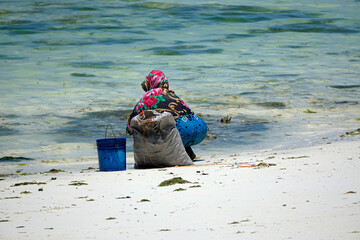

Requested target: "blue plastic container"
[
  {"left": 96, "top": 138, "right": 126, "bottom": 171},
  {"left": 175, "top": 114, "right": 207, "bottom": 147}
]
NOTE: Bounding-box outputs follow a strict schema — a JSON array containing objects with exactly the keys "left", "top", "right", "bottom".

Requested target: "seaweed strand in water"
[{"left": 0, "top": 156, "right": 33, "bottom": 162}]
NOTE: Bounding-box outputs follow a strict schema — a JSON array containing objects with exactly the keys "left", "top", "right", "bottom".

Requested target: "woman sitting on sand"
[{"left": 126, "top": 70, "right": 207, "bottom": 160}]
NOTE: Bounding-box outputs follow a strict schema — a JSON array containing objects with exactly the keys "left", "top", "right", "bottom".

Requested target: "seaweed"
[
  {"left": 5, "top": 196, "right": 21, "bottom": 199},
  {"left": 205, "top": 133, "right": 217, "bottom": 140},
  {"left": 257, "top": 102, "right": 286, "bottom": 108},
  {"left": 304, "top": 109, "right": 316, "bottom": 114},
  {"left": 346, "top": 129, "right": 360, "bottom": 136},
  {"left": 44, "top": 169, "right": 64, "bottom": 173},
  {"left": 286, "top": 156, "right": 309, "bottom": 159},
  {"left": 174, "top": 188, "right": 186, "bottom": 192},
  {"left": 340, "top": 129, "right": 360, "bottom": 138},
  {"left": 328, "top": 85, "right": 360, "bottom": 89},
  {"left": 345, "top": 191, "right": 356, "bottom": 194},
  {"left": 140, "top": 199, "right": 150, "bottom": 202},
  {"left": 21, "top": 173, "right": 34, "bottom": 176},
  {"left": 189, "top": 185, "right": 201, "bottom": 188},
  {"left": 220, "top": 115, "right": 232, "bottom": 124},
  {"left": 158, "top": 177, "right": 191, "bottom": 187},
  {"left": 229, "top": 221, "right": 240, "bottom": 225},
  {"left": 106, "top": 217, "right": 116, "bottom": 220},
  {"left": 0, "top": 174, "right": 14, "bottom": 177},
  {"left": 71, "top": 73, "right": 96, "bottom": 77},
  {"left": 0, "top": 220, "right": 9, "bottom": 222},
  {"left": 69, "top": 181, "right": 88, "bottom": 186},
  {"left": 12, "top": 181, "right": 46, "bottom": 187},
  {"left": 17, "top": 164, "right": 28, "bottom": 167},
  {"left": 255, "top": 162, "right": 277, "bottom": 168},
  {"left": 116, "top": 196, "right": 131, "bottom": 199},
  {"left": 0, "top": 156, "right": 33, "bottom": 161},
  {"left": 159, "top": 229, "right": 171, "bottom": 231},
  {"left": 20, "top": 191, "right": 31, "bottom": 194}
]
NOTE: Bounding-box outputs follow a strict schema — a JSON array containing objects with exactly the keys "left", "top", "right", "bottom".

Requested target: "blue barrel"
[{"left": 96, "top": 138, "right": 126, "bottom": 171}]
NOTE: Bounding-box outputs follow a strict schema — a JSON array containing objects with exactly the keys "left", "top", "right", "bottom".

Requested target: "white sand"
[{"left": 0, "top": 138, "right": 359, "bottom": 240}]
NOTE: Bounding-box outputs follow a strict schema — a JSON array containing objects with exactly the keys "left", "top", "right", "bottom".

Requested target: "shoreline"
[
  {"left": 1, "top": 137, "right": 359, "bottom": 239},
  {"left": 1, "top": 127, "right": 359, "bottom": 175}
]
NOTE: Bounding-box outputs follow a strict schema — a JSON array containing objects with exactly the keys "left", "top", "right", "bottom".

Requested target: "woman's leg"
[{"left": 185, "top": 146, "right": 196, "bottom": 161}]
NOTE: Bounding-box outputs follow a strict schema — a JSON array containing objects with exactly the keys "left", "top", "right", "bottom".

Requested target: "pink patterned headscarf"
[{"left": 141, "top": 70, "right": 169, "bottom": 91}]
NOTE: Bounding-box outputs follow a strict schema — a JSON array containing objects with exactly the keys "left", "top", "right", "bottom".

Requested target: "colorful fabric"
[
  {"left": 127, "top": 70, "right": 193, "bottom": 135},
  {"left": 175, "top": 113, "right": 207, "bottom": 147},
  {"left": 141, "top": 70, "right": 169, "bottom": 92}
]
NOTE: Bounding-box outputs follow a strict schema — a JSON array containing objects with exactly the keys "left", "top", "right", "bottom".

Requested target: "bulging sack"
[{"left": 130, "top": 110, "right": 193, "bottom": 168}]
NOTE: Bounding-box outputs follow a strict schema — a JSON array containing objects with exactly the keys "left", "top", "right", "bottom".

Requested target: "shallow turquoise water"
[{"left": 0, "top": 0, "right": 359, "bottom": 169}]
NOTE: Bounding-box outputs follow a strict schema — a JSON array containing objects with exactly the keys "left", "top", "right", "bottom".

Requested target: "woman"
[{"left": 126, "top": 70, "right": 207, "bottom": 160}]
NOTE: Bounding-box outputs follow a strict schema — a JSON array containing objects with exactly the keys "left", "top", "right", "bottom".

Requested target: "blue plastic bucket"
[{"left": 96, "top": 138, "right": 126, "bottom": 171}]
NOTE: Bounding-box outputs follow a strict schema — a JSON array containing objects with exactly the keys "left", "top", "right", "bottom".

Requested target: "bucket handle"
[{"left": 104, "top": 124, "right": 116, "bottom": 138}]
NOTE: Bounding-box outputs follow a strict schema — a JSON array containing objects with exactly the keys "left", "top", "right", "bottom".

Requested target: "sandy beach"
[{"left": 0, "top": 137, "right": 359, "bottom": 240}]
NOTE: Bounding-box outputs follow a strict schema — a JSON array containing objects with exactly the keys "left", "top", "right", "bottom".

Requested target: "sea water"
[{"left": 1, "top": 0, "right": 359, "bottom": 172}]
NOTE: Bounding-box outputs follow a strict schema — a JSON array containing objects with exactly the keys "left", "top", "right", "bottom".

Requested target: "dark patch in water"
[
  {"left": 0, "top": 113, "right": 18, "bottom": 119},
  {"left": 0, "top": 126, "right": 18, "bottom": 136},
  {"left": 0, "top": 54, "right": 25, "bottom": 60},
  {"left": 0, "top": 156, "right": 33, "bottom": 162},
  {"left": 198, "top": 4, "right": 323, "bottom": 25},
  {"left": 256, "top": 102, "right": 286, "bottom": 108},
  {"left": 239, "top": 92, "right": 257, "bottom": 95},
  {"left": 33, "top": 37, "right": 148, "bottom": 46},
  {"left": 33, "top": 40, "right": 91, "bottom": 46},
  {"left": 0, "top": 10, "right": 13, "bottom": 15},
  {"left": 280, "top": 45, "right": 310, "bottom": 49},
  {"left": 208, "top": 16, "right": 269, "bottom": 23},
  {"left": 200, "top": 114, "right": 270, "bottom": 148},
  {"left": 32, "top": 2, "right": 77, "bottom": 7},
  {"left": 0, "top": 41, "right": 21, "bottom": 46},
  {"left": 205, "top": 48, "right": 223, "bottom": 54},
  {"left": 69, "top": 61, "right": 117, "bottom": 69},
  {"left": 0, "top": 20, "right": 33, "bottom": 25},
  {"left": 85, "top": 80, "right": 122, "bottom": 88},
  {"left": 226, "top": 33, "right": 255, "bottom": 39},
  {"left": 334, "top": 101, "right": 359, "bottom": 105},
  {"left": 145, "top": 45, "right": 223, "bottom": 56},
  {"left": 51, "top": 110, "right": 132, "bottom": 142},
  {"left": 264, "top": 73, "right": 300, "bottom": 78},
  {"left": 71, "top": 73, "right": 96, "bottom": 77},
  {"left": 146, "top": 48, "right": 182, "bottom": 56},
  {"left": 254, "top": 20, "right": 359, "bottom": 34},
  {"left": 131, "top": 2, "right": 184, "bottom": 10},
  {"left": 213, "top": 5, "right": 298, "bottom": 14},
  {"left": 86, "top": 110, "right": 130, "bottom": 120},
  {"left": 65, "top": 6, "right": 99, "bottom": 11},
  {"left": 98, "top": 38, "right": 152, "bottom": 45},
  {"left": 0, "top": 21, "right": 49, "bottom": 35},
  {"left": 328, "top": 85, "right": 360, "bottom": 89}
]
